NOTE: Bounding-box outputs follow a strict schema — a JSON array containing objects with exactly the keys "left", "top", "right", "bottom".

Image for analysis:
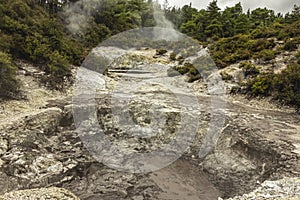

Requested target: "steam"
[
  {"left": 63, "top": 0, "right": 179, "bottom": 40},
  {"left": 152, "top": 2, "right": 180, "bottom": 41},
  {"left": 63, "top": 0, "right": 102, "bottom": 35}
]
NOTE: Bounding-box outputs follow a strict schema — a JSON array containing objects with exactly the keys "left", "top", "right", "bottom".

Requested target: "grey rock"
[{"left": 0, "top": 187, "right": 80, "bottom": 200}]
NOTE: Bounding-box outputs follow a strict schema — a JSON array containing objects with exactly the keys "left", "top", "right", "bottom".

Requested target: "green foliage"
[
  {"left": 0, "top": 52, "right": 19, "bottom": 99},
  {"left": 250, "top": 39, "right": 276, "bottom": 52},
  {"left": 165, "top": 1, "right": 298, "bottom": 42},
  {"left": 272, "top": 62, "right": 300, "bottom": 107},
  {"left": 169, "top": 62, "right": 202, "bottom": 82},
  {"left": 285, "top": 5, "right": 300, "bottom": 23},
  {"left": 169, "top": 52, "right": 177, "bottom": 60},
  {"left": 283, "top": 37, "right": 300, "bottom": 51},
  {"left": 239, "top": 62, "right": 260, "bottom": 77},
  {"left": 250, "top": 8, "right": 276, "bottom": 27},
  {"left": 211, "top": 33, "right": 278, "bottom": 67},
  {"left": 248, "top": 75, "right": 273, "bottom": 95},
  {"left": 172, "top": 65, "right": 189, "bottom": 75},
  {"left": 245, "top": 61, "right": 300, "bottom": 108},
  {"left": 296, "top": 50, "right": 300, "bottom": 61},
  {"left": 83, "top": 22, "right": 111, "bottom": 48},
  {"left": 254, "top": 49, "right": 276, "bottom": 61},
  {"left": 210, "top": 34, "right": 252, "bottom": 68},
  {"left": 220, "top": 71, "right": 233, "bottom": 81},
  {"left": 277, "top": 20, "right": 300, "bottom": 40},
  {"left": 92, "top": 0, "right": 151, "bottom": 35},
  {"left": 0, "top": 0, "right": 86, "bottom": 89},
  {"left": 42, "top": 51, "right": 72, "bottom": 90},
  {"left": 156, "top": 49, "right": 168, "bottom": 55},
  {"left": 251, "top": 27, "right": 278, "bottom": 39}
]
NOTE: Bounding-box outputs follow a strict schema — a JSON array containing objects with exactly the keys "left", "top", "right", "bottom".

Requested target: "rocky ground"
[
  {"left": 0, "top": 187, "right": 80, "bottom": 200},
  {"left": 0, "top": 48, "right": 299, "bottom": 200},
  {"left": 221, "top": 178, "right": 300, "bottom": 200}
]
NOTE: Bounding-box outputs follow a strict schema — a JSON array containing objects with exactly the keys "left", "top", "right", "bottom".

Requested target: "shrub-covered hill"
[
  {"left": 164, "top": 1, "right": 300, "bottom": 109},
  {"left": 0, "top": 0, "right": 85, "bottom": 95},
  {"left": 0, "top": 0, "right": 154, "bottom": 98}
]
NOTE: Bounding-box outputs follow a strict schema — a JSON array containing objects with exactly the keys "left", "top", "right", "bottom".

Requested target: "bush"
[
  {"left": 210, "top": 34, "right": 276, "bottom": 68},
  {"left": 188, "top": 74, "right": 202, "bottom": 82},
  {"left": 283, "top": 37, "right": 300, "bottom": 51},
  {"left": 296, "top": 51, "right": 300, "bottom": 64},
  {"left": 0, "top": 52, "right": 19, "bottom": 99},
  {"left": 239, "top": 62, "right": 259, "bottom": 77},
  {"left": 272, "top": 62, "right": 300, "bottom": 107},
  {"left": 42, "top": 51, "right": 72, "bottom": 90},
  {"left": 169, "top": 62, "right": 202, "bottom": 82},
  {"left": 220, "top": 71, "right": 233, "bottom": 81},
  {"left": 156, "top": 49, "right": 168, "bottom": 55},
  {"left": 245, "top": 75, "right": 273, "bottom": 95},
  {"left": 176, "top": 65, "right": 190, "bottom": 75},
  {"left": 169, "top": 52, "right": 177, "bottom": 61},
  {"left": 251, "top": 27, "right": 278, "bottom": 39},
  {"left": 254, "top": 49, "right": 276, "bottom": 61},
  {"left": 244, "top": 61, "right": 300, "bottom": 108},
  {"left": 278, "top": 20, "right": 300, "bottom": 40},
  {"left": 250, "top": 39, "right": 276, "bottom": 52},
  {"left": 83, "top": 22, "right": 111, "bottom": 48}
]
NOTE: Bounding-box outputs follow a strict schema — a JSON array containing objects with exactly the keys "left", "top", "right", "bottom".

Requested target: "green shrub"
[
  {"left": 188, "top": 74, "right": 202, "bottom": 82},
  {"left": 239, "top": 62, "right": 260, "bottom": 77},
  {"left": 42, "top": 51, "right": 71, "bottom": 90},
  {"left": 244, "top": 61, "right": 300, "bottom": 108},
  {"left": 0, "top": 32, "right": 13, "bottom": 53},
  {"left": 283, "top": 37, "right": 300, "bottom": 51},
  {"left": 83, "top": 22, "right": 111, "bottom": 48},
  {"left": 295, "top": 51, "right": 300, "bottom": 64},
  {"left": 272, "top": 62, "right": 300, "bottom": 107},
  {"left": 170, "top": 52, "right": 177, "bottom": 61},
  {"left": 234, "top": 49, "right": 251, "bottom": 61},
  {"left": 156, "top": 49, "right": 168, "bottom": 55},
  {"left": 250, "top": 39, "right": 276, "bottom": 52},
  {"left": 246, "top": 75, "right": 273, "bottom": 95},
  {"left": 254, "top": 49, "right": 276, "bottom": 61},
  {"left": 278, "top": 20, "right": 300, "bottom": 40},
  {"left": 0, "top": 52, "right": 19, "bottom": 99},
  {"left": 177, "top": 56, "right": 185, "bottom": 64},
  {"left": 220, "top": 71, "right": 233, "bottom": 81},
  {"left": 169, "top": 62, "right": 202, "bottom": 82},
  {"left": 251, "top": 27, "right": 278, "bottom": 39},
  {"left": 176, "top": 66, "right": 189, "bottom": 75},
  {"left": 210, "top": 34, "right": 276, "bottom": 68}
]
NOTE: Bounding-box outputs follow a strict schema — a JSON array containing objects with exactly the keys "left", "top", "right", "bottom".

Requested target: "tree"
[
  {"left": 285, "top": 5, "right": 300, "bottom": 23},
  {"left": 221, "top": 3, "right": 245, "bottom": 37},
  {"left": 251, "top": 8, "right": 275, "bottom": 27},
  {"left": 236, "top": 13, "right": 251, "bottom": 34},
  {"left": 207, "top": 0, "right": 221, "bottom": 20},
  {"left": 205, "top": 0, "right": 222, "bottom": 38},
  {"left": 181, "top": 4, "right": 198, "bottom": 24}
]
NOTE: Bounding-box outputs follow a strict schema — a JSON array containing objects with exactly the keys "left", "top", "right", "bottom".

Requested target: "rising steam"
[
  {"left": 152, "top": 2, "right": 180, "bottom": 41},
  {"left": 63, "top": 0, "right": 179, "bottom": 40},
  {"left": 63, "top": 0, "right": 102, "bottom": 34}
]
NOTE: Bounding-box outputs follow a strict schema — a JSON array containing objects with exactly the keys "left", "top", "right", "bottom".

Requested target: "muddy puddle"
[{"left": 151, "top": 159, "right": 220, "bottom": 200}]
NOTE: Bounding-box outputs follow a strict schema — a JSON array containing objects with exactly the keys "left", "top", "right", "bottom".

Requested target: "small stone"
[{"left": 132, "top": 196, "right": 144, "bottom": 200}]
